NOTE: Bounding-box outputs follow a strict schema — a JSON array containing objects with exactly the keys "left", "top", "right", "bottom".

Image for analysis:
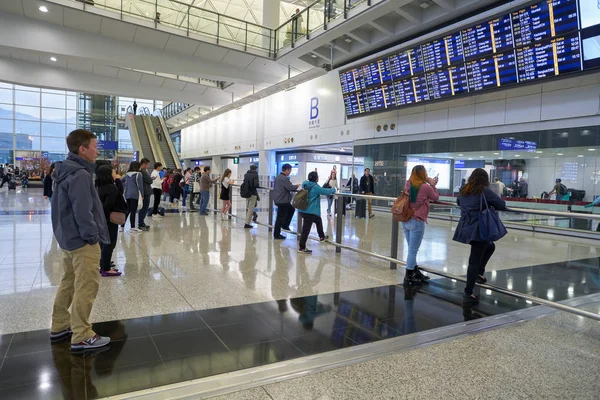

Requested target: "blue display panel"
[
  {"left": 340, "top": 0, "right": 591, "bottom": 118},
  {"left": 511, "top": 0, "right": 578, "bottom": 47},
  {"left": 499, "top": 138, "right": 537, "bottom": 151},
  {"left": 516, "top": 31, "right": 582, "bottom": 81}
]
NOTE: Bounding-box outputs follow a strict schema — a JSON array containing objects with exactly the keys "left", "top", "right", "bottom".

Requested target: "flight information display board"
[{"left": 341, "top": 0, "right": 597, "bottom": 118}]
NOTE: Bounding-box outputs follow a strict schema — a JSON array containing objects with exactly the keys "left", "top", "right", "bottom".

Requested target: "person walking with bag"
[
  {"left": 402, "top": 165, "right": 439, "bottom": 285},
  {"left": 324, "top": 170, "right": 338, "bottom": 216},
  {"left": 96, "top": 165, "right": 126, "bottom": 277},
  {"left": 453, "top": 168, "right": 507, "bottom": 304},
  {"left": 298, "top": 171, "right": 336, "bottom": 254},
  {"left": 273, "top": 164, "right": 300, "bottom": 239},
  {"left": 242, "top": 165, "right": 260, "bottom": 229},
  {"left": 123, "top": 161, "right": 144, "bottom": 232}
]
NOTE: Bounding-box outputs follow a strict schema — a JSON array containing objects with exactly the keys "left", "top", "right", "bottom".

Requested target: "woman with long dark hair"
[
  {"left": 453, "top": 168, "right": 507, "bottom": 304},
  {"left": 43, "top": 163, "right": 55, "bottom": 201},
  {"left": 325, "top": 170, "right": 338, "bottom": 216},
  {"left": 123, "top": 161, "right": 144, "bottom": 232},
  {"left": 96, "top": 165, "right": 127, "bottom": 276},
  {"left": 220, "top": 168, "right": 234, "bottom": 218},
  {"left": 402, "top": 165, "right": 439, "bottom": 285}
]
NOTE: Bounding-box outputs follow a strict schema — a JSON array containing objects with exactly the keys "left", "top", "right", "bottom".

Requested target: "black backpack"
[
  {"left": 240, "top": 180, "right": 251, "bottom": 198},
  {"left": 559, "top": 183, "right": 568, "bottom": 195}
]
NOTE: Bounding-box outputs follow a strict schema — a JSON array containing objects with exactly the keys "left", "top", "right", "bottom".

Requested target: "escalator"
[
  {"left": 145, "top": 114, "right": 179, "bottom": 169},
  {"left": 126, "top": 108, "right": 179, "bottom": 169}
]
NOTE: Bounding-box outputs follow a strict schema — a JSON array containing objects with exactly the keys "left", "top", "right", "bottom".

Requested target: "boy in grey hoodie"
[{"left": 50, "top": 129, "right": 111, "bottom": 353}]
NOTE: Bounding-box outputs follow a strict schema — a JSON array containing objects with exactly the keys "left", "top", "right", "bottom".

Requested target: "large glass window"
[
  {"left": 0, "top": 132, "right": 13, "bottom": 148},
  {"left": 15, "top": 120, "right": 40, "bottom": 135},
  {"left": 16, "top": 134, "right": 40, "bottom": 150},
  {"left": 0, "top": 89, "right": 12, "bottom": 104},
  {"left": 42, "top": 122, "right": 66, "bottom": 137},
  {"left": 42, "top": 93, "right": 66, "bottom": 108},
  {"left": 0, "top": 119, "right": 12, "bottom": 133},
  {"left": 41, "top": 137, "right": 67, "bottom": 152},
  {"left": 42, "top": 108, "right": 66, "bottom": 123},
  {"left": 15, "top": 90, "right": 40, "bottom": 106},
  {"left": 15, "top": 105, "right": 40, "bottom": 121}
]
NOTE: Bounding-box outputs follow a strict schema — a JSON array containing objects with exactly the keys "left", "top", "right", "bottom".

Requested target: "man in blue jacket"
[{"left": 50, "top": 129, "right": 111, "bottom": 353}]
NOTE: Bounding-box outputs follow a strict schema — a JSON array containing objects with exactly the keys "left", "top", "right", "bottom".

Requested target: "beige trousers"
[{"left": 51, "top": 244, "right": 101, "bottom": 343}]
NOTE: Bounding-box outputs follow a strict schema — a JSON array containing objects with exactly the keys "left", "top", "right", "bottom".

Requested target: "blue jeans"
[
  {"left": 402, "top": 218, "right": 426, "bottom": 271},
  {"left": 182, "top": 186, "right": 189, "bottom": 206},
  {"left": 199, "top": 190, "right": 210, "bottom": 214},
  {"left": 138, "top": 195, "right": 151, "bottom": 226}
]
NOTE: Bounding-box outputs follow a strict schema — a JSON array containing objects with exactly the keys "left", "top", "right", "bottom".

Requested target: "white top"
[
  {"left": 328, "top": 179, "right": 338, "bottom": 189},
  {"left": 151, "top": 170, "right": 162, "bottom": 189},
  {"left": 222, "top": 177, "right": 231, "bottom": 189}
]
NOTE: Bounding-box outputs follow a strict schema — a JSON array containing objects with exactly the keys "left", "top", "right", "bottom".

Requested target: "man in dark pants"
[
  {"left": 151, "top": 162, "right": 163, "bottom": 216},
  {"left": 273, "top": 164, "right": 299, "bottom": 239},
  {"left": 359, "top": 168, "right": 375, "bottom": 218},
  {"left": 138, "top": 158, "right": 152, "bottom": 230}
]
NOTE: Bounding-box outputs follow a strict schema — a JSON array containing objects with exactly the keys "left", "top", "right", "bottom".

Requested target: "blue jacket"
[
  {"left": 453, "top": 187, "right": 507, "bottom": 244},
  {"left": 123, "top": 171, "right": 144, "bottom": 200},
  {"left": 301, "top": 180, "right": 336, "bottom": 216},
  {"left": 51, "top": 152, "right": 109, "bottom": 251}
]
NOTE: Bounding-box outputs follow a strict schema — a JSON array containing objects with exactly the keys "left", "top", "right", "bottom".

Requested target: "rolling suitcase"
[
  {"left": 355, "top": 198, "right": 366, "bottom": 218},
  {"left": 334, "top": 199, "right": 346, "bottom": 216}
]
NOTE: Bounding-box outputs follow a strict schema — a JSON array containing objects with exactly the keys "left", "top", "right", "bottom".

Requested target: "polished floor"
[
  {"left": 2, "top": 259, "right": 598, "bottom": 399},
  {"left": 1, "top": 188, "right": 600, "bottom": 398}
]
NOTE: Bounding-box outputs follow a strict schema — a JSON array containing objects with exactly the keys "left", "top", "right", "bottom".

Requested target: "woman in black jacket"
[
  {"left": 96, "top": 165, "right": 128, "bottom": 277},
  {"left": 453, "top": 168, "right": 507, "bottom": 304},
  {"left": 43, "top": 163, "right": 55, "bottom": 201}
]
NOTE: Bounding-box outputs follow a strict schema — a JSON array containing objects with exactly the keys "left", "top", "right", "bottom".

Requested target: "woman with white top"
[
  {"left": 325, "top": 170, "right": 338, "bottom": 216},
  {"left": 220, "top": 169, "right": 235, "bottom": 218}
]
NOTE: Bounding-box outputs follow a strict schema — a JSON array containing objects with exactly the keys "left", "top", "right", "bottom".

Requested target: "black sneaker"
[
  {"left": 244, "top": 224, "right": 253, "bottom": 229},
  {"left": 139, "top": 225, "right": 150, "bottom": 231},
  {"left": 320, "top": 235, "right": 329, "bottom": 242},
  {"left": 274, "top": 235, "right": 286, "bottom": 240},
  {"left": 50, "top": 327, "right": 72, "bottom": 342},
  {"left": 403, "top": 272, "right": 422, "bottom": 286},
  {"left": 71, "top": 335, "right": 111, "bottom": 353},
  {"left": 476, "top": 274, "right": 488, "bottom": 284},
  {"left": 413, "top": 266, "right": 430, "bottom": 282},
  {"left": 252, "top": 212, "right": 258, "bottom": 222},
  {"left": 298, "top": 248, "right": 313, "bottom": 254}
]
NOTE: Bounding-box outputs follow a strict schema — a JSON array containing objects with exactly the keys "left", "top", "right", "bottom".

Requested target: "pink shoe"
[{"left": 101, "top": 269, "right": 122, "bottom": 277}]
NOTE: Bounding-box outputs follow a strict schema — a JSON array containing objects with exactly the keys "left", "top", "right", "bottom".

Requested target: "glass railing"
[
  {"left": 162, "top": 102, "right": 193, "bottom": 120},
  {"left": 58, "top": 0, "right": 374, "bottom": 56}
]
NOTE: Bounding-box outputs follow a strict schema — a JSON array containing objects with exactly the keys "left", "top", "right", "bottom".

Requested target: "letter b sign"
[{"left": 310, "top": 97, "right": 319, "bottom": 120}]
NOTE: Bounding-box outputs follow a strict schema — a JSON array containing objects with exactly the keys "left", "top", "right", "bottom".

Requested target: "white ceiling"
[{"left": 0, "top": 0, "right": 507, "bottom": 118}]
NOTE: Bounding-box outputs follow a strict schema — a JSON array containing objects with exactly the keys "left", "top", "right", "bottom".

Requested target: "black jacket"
[
  {"left": 43, "top": 175, "right": 53, "bottom": 197},
  {"left": 359, "top": 174, "right": 374, "bottom": 194},
  {"left": 97, "top": 183, "right": 128, "bottom": 222},
  {"left": 243, "top": 170, "right": 259, "bottom": 197},
  {"left": 453, "top": 187, "right": 507, "bottom": 244},
  {"left": 141, "top": 169, "right": 153, "bottom": 197}
]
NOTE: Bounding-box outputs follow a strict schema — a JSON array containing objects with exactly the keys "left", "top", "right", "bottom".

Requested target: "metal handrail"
[
  {"left": 169, "top": 0, "right": 268, "bottom": 31},
  {"left": 215, "top": 184, "right": 600, "bottom": 322}
]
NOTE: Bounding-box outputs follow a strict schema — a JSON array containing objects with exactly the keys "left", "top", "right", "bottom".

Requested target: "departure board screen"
[{"left": 340, "top": 0, "right": 598, "bottom": 119}]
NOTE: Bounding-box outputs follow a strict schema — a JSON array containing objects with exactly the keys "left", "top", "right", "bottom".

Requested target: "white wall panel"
[
  {"left": 448, "top": 105, "right": 475, "bottom": 130},
  {"left": 505, "top": 94, "right": 541, "bottom": 124},
  {"left": 182, "top": 72, "right": 600, "bottom": 159},
  {"left": 474, "top": 100, "right": 506, "bottom": 127}
]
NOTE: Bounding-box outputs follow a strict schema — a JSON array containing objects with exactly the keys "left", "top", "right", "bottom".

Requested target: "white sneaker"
[{"left": 130, "top": 227, "right": 142, "bottom": 232}]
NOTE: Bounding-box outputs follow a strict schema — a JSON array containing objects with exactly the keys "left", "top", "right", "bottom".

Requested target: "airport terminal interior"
[{"left": 1, "top": 0, "right": 600, "bottom": 399}]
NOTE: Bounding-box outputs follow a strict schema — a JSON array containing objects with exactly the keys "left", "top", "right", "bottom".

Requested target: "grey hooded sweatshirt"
[{"left": 51, "top": 152, "right": 109, "bottom": 251}]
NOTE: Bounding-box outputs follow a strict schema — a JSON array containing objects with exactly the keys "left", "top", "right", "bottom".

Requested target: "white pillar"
[
  {"left": 211, "top": 156, "right": 222, "bottom": 176},
  {"left": 259, "top": 150, "right": 277, "bottom": 186},
  {"left": 262, "top": 0, "right": 280, "bottom": 51}
]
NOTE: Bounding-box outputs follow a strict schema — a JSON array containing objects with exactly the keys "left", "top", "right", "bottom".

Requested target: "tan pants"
[
  {"left": 246, "top": 195, "right": 257, "bottom": 224},
  {"left": 366, "top": 192, "right": 373, "bottom": 216},
  {"left": 51, "top": 244, "right": 101, "bottom": 344}
]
